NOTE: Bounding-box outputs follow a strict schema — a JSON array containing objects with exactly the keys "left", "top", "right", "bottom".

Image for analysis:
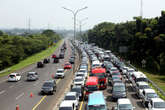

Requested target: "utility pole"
[
  {"left": 28, "top": 18, "right": 31, "bottom": 33},
  {"left": 140, "top": 0, "right": 143, "bottom": 18}
]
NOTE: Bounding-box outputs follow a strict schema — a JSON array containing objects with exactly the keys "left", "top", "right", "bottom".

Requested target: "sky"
[{"left": 0, "top": 0, "right": 165, "bottom": 30}]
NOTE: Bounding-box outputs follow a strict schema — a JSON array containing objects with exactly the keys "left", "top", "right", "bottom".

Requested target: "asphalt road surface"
[{"left": 0, "top": 40, "right": 80, "bottom": 110}]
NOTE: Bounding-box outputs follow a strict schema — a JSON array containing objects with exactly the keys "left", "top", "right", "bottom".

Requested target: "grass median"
[{"left": 0, "top": 40, "right": 62, "bottom": 77}]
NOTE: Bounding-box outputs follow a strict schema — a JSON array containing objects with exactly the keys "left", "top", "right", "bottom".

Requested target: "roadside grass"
[{"left": 0, "top": 40, "right": 62, "bottom": 77}]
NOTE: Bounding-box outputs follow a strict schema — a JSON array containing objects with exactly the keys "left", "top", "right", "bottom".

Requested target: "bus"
[{"left": 87, "top": 91, "right": 108, "bottom": 110}]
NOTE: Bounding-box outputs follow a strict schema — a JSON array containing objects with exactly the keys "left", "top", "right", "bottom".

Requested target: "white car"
[
  {"left": 55, "top": 69, "right": 65, "bottom": 78},
  {"left": 78, "top": 69, "right": 88, "bottom": 78},
  {"left": 8, "top": 73, "right": 21, "bottom": 82},
  {"left": 113, "top": 98, "right": 135, "bottom": 110},
  {"left": 59, "top": 100, "right": 76, "bottom": 110},
  {"left": 73, "top": 76, "right": 85, "bottom": 86},
  {"left": 64, "top": 92, "right": 79, "bottom": 109},
  {"left": 135, "top": 82, "right": 150, "bottom": 98},
  {"left": 148, "top": 98, "right": 165, "bottom": 110}
]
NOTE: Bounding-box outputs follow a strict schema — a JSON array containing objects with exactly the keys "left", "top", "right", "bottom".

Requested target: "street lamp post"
[
  {"left": 78, "top": 17, "right": 88, "bottom": 39},
  {"left": 62, "top": 6, "right": 88, "bottom": 43},
  {"left": 62, "top": 6, "right": 88, "bottom": 74}
]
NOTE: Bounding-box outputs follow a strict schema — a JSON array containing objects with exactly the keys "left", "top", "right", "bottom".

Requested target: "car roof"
[
  {"left": 118, "top": 98, "right": 131, "bottom": 104},
  {"left": 114, "top": 83, "right": 125, "bottom": 87},
  {"left": 57, "top": 69, "right": 64, "bottom": 71},
  {"left": 44, "top": 80, "right": 55, "bottom": 83},
  {"left": 66, "top": 92, "right": 77, "bottom": 96},
  {"left": 88, "top": 91, "right": 105, "bottom": 106},
  {"left": 137, "top": 82, "right": 149, "bottom": 85},
  {"left": 10, "top": 73, "right": 18, "bottom": 75},
  {"left": 60, "top": 100, "right": 73, "bottom": 107},
  {"left": 151, "top": 98, "right": 164, "bottom": 102},
  {"left": 74, "top": 76, "right": 83, "bottom": 79},
  {"left": 144, "top": 89, "right": 156, "bottom": 93}
]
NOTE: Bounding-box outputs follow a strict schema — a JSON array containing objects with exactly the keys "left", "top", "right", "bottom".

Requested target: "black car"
[
  {"left": 43, "top": 58, "right": 50, "bottom": 64},
  {"left": 59, "top": 53, "right": 64, "bottom": 59},
  {"left": 37, "top": 61, "right": 44, "bottom": 68},
  {"left": 41, "top": 80, "right": 56, "bottom": 95},
  {"left": 112, "top": 83, "right": 127, "bottom": 101},
  {"left": 53, "top": 57, "right": 59, "bottom": 63},
  {"left": 70, "top": 85, "right": 84, "bottom": 101},
  {"left": 69, "top": 57, "right": 75, "bottom": 64}
]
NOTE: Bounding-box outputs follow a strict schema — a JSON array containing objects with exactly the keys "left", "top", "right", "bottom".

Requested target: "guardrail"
[
  {"left": 0, "top": 68, "right": 11, "bottom": 74},
  {"left": 125, "top": 62, "right": 165, "bottom": 97}
]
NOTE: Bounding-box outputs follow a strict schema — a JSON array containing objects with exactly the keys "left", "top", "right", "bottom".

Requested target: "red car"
[
  {"left": 64, "top": 63, "right": 72, "bottom": 69},
  {"left": 52, "top": 54, "right": 57, "bottom": 58}
]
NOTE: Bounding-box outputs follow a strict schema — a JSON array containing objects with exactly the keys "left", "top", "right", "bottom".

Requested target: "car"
[
  {"left": 27, "top": 72, "right": 38, "bottom": 81},
  {"left": 63, "top": 92, "right": 79, "bottom": 109},
  {"left": 73, "top": 76, "right": 85, "bottom": 87},
  {"left": 64, "top": 62, "right": 72, "bottom": 69},
  {"left": 41, "top": 80, "right": 56, "bottom": 95},
  {"left": 37, "top": 61, "right": 44, "bottom": 68},
  {"left": 59, "top": 100, "right": 76, "bottom": 110},
  {"left": 111, "top": 72, "right": 122, "bottom": 80},
  {"left": 109, "top": 76, "right": 122, "bottom": 86},
  {"left": 112, "top": 83, "right": 127, "bottom": 101},
  {"left": 148, "top": 98, "right": 165, "bottom": 110},
  {"left": 69, "top": 57, "right": 75, "bottom": 64},
  {"left": 8, "top": 73, "right": 21, "bottom": 82},
  {"left": 53, "top": 57, "right": 59, "bottom": 63},
  {"left": 112, "top": 98, "right": 135, "bottom": 110},
  {"left": 109, "top": 67, "right": 119, "bottom": 75},
  {"left": 43, "top": 58, "right": 50, "bottom": 64},
  {"left": 59, "top": 52, "right": 64, "bottom": 59},
  {"left": 52, "top": 54, "right": 57, "bottom": 58},
  {"left": 135, "top": 82, "right": 150, "bottom": 98},
  {"left": 141, "top": 89, "right": 159, "bottom": 107},
  {"left": 55, "top": 69, "right": 65, "bottom": 78},
  {"left": 78, "top": 69, "right": 88, "bottom": 78},
  {"left": 70, "top": 85, "right": 84, "bottom": 101}
]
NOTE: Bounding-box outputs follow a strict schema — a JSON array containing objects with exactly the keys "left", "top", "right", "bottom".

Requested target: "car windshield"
[
  {"left": 139, "top": 85, "right": 150, "bottom": 89},
  {"left": 76, "top": 74, "right": 84, "bottom": 77},
  {"left": 112, "top": 77, "right": 120, "bottom": 80},
  {"left": 136, "top": 78, "right": 148, "bottom": 82},
  {"left": 57, "top": 70, "right": 63, "bottom": 73},
  {"left": 59, "top": 107, "right": 72, "bottom": 110},
  {"left": 146, "top": 93, "right": 158, "bottom": 98},
  {"left": 43, "top": 82, "right": 53, "bottom": 87},
  {"left": 86, "top": 85, "right": 98, "bottom": 91},
  {"left": 74, "top": 78, "right": 83, "bottom": 82},
  {"left": 113, "top": 86, "right": 125, "bottom": 92},
  {"left": 9, "top": 75, "right": 15, "bottom": 78},
  {"left": 92, "top": 73, "right": 105, "bottom": 78},
  {"left": 111, "top": 69, "right": 118, "bottom": 71},
  {"left": 71, "top": 88, "right": 81, "bottom": 93},
  {"left": 79, "top": 70, "right": 86, "bottom": 72},
  {"left": 65, "top": 63, "right": 70, "bottom": 66},
  {"left": 112, "top": 72, "right": 120, "bottom": 75},
  {"left": 154, "top": 102, "right": 165, "bottom": 108},
  {"left": 64, "top": 96, "right": 76, "bottom": 100},
  {"left": 119, "top": 104, "right": 132, "bottom": 110},
  {"left": 88, "top": 105, "right": 106, "bottom": 110}
]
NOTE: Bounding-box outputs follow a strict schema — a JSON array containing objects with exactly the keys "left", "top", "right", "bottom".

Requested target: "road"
[
  {"left": 79, "top": 61, "right": 147, "bottom": 110},
  {"left": 0, "top": 40, "right": 80, "bottom": 110}
]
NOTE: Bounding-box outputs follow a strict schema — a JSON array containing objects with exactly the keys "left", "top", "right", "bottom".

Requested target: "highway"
[{"left": 0, "top": 40, "right": 80, "bottom": 110}]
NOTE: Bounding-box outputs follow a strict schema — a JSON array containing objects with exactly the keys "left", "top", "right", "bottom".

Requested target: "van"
[{"left": 87, "top": 91, "right": 108, "bottom": 110}]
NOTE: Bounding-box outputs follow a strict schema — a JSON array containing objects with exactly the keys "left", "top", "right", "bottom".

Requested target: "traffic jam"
[{"left": 58, "top": 41, "right": 165, "bottom": 110}]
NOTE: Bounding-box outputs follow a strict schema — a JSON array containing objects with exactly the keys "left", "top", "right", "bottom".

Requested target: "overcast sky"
[{"left": 0, "top": 0, "right": 165, "bottom": 30}]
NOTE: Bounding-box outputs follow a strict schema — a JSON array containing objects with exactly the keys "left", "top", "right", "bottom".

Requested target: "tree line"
[
  {"left": 83, "top": 11, "right": 165, "bottom": 74},
  {"left": 0, "top": 29, "right": 61, "bottom": 71}
]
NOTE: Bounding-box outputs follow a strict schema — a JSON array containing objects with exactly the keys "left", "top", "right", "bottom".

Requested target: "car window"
[
  {"left": 113, "top": 85, "right": 125, "bottom": 92},
  {"left": 154, "top": 102, "right": 165, "bottom": 108},
  {"left": 9, "top": 75, "right": 15, "bottom": 78},
  {"left": 64, "top": 96, "right": 76, "bottom": 100}
]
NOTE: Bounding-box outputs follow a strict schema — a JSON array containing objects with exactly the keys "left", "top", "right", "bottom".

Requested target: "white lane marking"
[
  {"left": 9, "top": 86, "right": 14, "bottom": 88},
  {"left": 33, "top": 81, "right": 40, "bottom": 86},
  {"left": 16, "top": 92, "right": 24, "bottom": 100},
  {"left": 0, "top": 90, "right": 6, "bottom": 95}
]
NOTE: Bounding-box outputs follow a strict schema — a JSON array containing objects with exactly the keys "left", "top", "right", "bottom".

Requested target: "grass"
[{"left": 0, "top": 40, "right": 62, "bottom": 77}]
